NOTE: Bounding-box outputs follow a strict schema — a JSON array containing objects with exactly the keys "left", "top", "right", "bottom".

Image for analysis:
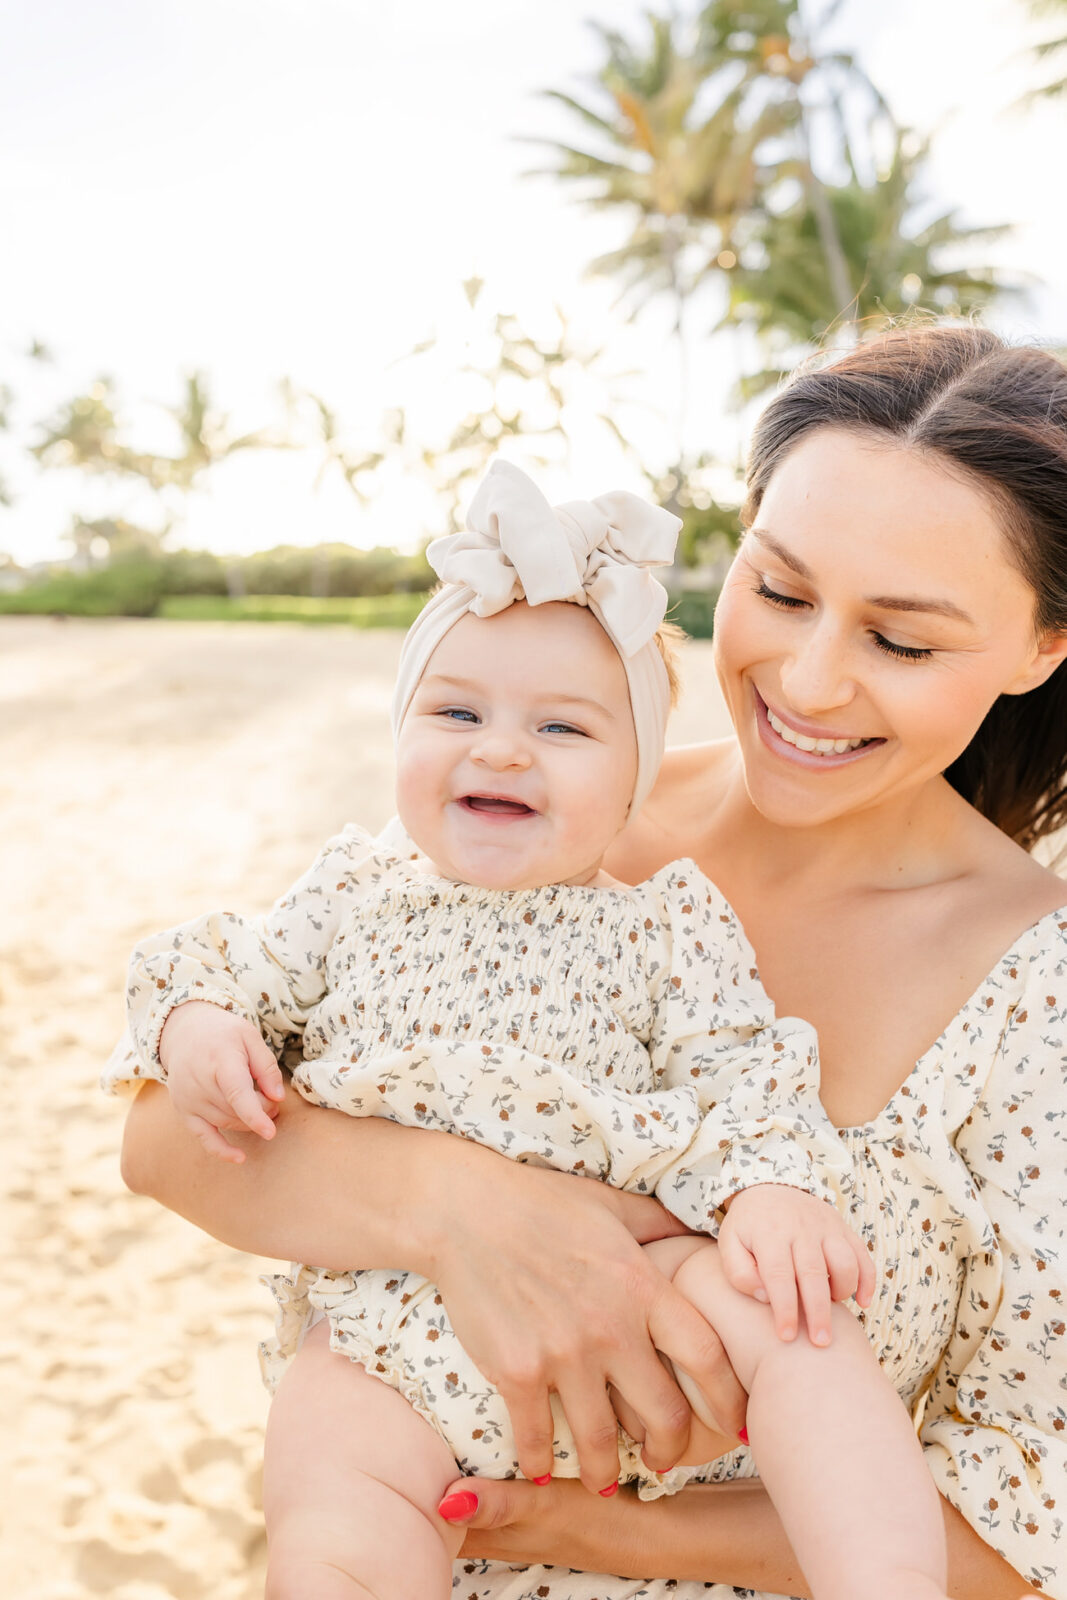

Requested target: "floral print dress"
[
  {"left": 107, "top": 827, "right": 1067, "bottom": 1597},
  {"left": 445, "top": 902, "right": 1067, "bottom": 1600}
]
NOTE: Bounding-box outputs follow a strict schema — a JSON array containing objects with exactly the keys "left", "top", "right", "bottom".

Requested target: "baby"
[{"left": 114, "top": 462, "right": 950, "bottom": 1600}]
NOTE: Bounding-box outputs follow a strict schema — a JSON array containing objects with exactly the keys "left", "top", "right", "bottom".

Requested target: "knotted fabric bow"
[{"left": 392, "top": 459, "right": 682, "bottom": 813}]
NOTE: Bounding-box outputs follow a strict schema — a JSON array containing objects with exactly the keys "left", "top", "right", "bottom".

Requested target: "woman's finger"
[
  {"left": 607, "top": 1346, "right": 692, "bottom": 1472},
  {"left": 554, "top": 1370, "right": 626, "bottom": 1496},
  {"left": 647, "top": 1283, "right": 747, "bottom": 1441},
  {"left": 447, "top": 1475, "right": 629, "bottom": 1569},
  {"left": 599, "top": 1187, "right": 693, "bottom": 1243},
  {"left": 497, "top": 1369, "right": 557, "bottom": 1488}
]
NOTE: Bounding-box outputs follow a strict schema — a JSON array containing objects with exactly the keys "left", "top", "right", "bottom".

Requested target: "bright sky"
[{"left": 2, "top": 0, "right": 1065, "bottom": 564}]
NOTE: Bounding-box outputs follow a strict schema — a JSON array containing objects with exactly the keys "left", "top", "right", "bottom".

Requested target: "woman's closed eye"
[
  {"left": 756, "top": 578, "right": 807, "bottom": 612},
  {"left": 755, "top": 579, "right": 935, "bottom": 663}
]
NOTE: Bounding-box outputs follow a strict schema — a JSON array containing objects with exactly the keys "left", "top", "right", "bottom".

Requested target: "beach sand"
[{"left": 0, "top": 614, "right": 730, "bottom": 1600}]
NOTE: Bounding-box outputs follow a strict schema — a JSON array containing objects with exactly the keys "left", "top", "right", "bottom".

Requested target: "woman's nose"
[{"left": 778, "top": 626, "right": 855, "bottom": 715}]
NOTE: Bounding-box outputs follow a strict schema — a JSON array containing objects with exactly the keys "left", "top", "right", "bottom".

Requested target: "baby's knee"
[{"left": 641, "top": 1232, "right": 718, "bottom": 1285}]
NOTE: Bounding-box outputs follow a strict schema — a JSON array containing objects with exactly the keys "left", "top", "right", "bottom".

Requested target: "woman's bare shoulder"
[
  {"left": 606, "top": 739, "right": 737, "bottom": 883},
  {"left": 947, "top": 799, "right": 1067, "bottom": 943}
]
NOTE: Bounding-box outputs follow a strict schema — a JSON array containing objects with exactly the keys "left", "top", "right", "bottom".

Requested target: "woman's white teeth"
[{"left": 767, "top": 707, "right": 867, "bottom": 754}]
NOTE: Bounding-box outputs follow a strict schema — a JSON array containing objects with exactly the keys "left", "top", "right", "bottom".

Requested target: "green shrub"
[
  {"left": 0, "top": 550, "right": 229, "bottom": 617},
  {"left": 238, "top": 544, "right": 433, "bottom": 597},
  {"left": 667, "top": 587, "right": 719, "bottom": 640},
  {"left": 157, "top": 592, "right": 429, "bottom": 627}
]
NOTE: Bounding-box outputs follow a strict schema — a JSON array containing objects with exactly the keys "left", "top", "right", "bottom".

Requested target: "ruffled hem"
[{"left": 257, "top": 1263, "right": 712, "bottom": 1499}]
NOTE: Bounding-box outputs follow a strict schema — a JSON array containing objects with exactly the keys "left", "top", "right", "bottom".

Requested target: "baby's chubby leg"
[
  {"left": 639, "top": 1236, "right": 949, "bottom": 1600},
  {"left": 262, "top": 1321, "right": 464, "bottom": 1600}
]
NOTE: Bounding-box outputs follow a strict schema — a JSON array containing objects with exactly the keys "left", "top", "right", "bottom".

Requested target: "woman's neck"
[{"left": 713, "top": 752, "right": 970, "bottom": 899}]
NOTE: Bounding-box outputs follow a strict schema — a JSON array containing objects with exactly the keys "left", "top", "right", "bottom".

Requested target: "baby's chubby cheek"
[{"left": 393, "top": 749, "right": 440, "bottom": 839}]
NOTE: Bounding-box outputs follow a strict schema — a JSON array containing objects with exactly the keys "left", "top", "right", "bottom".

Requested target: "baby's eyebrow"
[
  {"left": 748, "top": 528, "right": 975, "bottom": 626},
  {"left": 419, "top": 674, "right": 616, "bottom": 719}
]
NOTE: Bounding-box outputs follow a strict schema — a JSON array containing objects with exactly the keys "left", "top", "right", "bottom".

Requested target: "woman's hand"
[
  {"left": 426, "top": 1154, "right": 748, "bottom": 1495},
  {"left": 439, "top": 1474, "right": 639, "bottom": 1574}
]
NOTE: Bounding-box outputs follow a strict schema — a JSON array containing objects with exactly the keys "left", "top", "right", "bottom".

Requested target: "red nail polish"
[
  {"left": 532, "top": 1474, "right": 552, "bottom": 1486},
  {"left": 438, "top": 1490, "right": 479, "bottom": 1521},
  {"left": 738, "top": 1425, "right": 749, "bottom": 1444},
  {"left": 598, "top": 1481, "right": 619, "bottom": 1497}
]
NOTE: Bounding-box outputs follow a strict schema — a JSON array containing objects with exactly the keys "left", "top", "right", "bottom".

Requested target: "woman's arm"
[
  {"left": 122, "top": 1083, "right": 748, "bottom": 1490},
  {"left": 448, "top": 1476, "right": 1037, "bottom": 1599}
]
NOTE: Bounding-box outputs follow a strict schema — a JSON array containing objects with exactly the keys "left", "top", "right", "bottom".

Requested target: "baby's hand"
[
  {"left": 158, "top": 1000, "right": 285, "bottom": 1164},
  {"left": 717, "top": 1184, "right": 874, "bottom": 1347}
]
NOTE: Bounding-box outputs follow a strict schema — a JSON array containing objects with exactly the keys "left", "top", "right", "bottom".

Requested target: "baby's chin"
[{"left": 423, "top": 843, "right": 606, "bottom": 893}]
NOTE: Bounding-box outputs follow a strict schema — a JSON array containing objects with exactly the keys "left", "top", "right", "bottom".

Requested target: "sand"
[{"left": 0, "top": 614, "right": 729, "bottom": 1600}]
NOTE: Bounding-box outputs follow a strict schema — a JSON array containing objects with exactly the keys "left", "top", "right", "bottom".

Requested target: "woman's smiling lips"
[{"left": 753, "top": 688, "right": 886, "bottom": 770}]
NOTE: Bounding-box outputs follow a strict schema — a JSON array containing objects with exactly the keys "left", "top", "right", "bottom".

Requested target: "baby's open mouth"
[{"left": 459, "top": 795, "right": 537, "bottom": 816}]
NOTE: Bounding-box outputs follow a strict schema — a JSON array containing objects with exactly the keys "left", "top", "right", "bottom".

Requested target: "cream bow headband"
[{"left": 392, "top": 459, "right": 682, "bottom": 813}]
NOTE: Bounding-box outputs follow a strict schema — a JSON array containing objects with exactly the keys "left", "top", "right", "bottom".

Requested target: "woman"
[{"left": 121, "top": 326, "right": 1067, "bottom": 1600}]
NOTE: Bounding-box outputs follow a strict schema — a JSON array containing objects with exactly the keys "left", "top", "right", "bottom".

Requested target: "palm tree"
[
  {"left": 33, "top": 379, "right": 141, "bottom": 478},
  {"left": 532, "top": 12, "right": 783, "bottom": 460},
  {"left": 698, "top": 0, "right": 895, "bottom": 336},
  {"left": 33, "top": 371, "right": 293, "bottom": 590},
  {"left": 287, "top": 386, "right": 394, "bottom": 597},
  {"left": 722, "top": 133, "right": 1011, "bottom": 394},
  {"left": 1021, "top": 0, "right": 1067, "bottom": 99}
]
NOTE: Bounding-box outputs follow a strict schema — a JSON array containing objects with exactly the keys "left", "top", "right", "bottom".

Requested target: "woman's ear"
[{"left": 1004, "top": 630, "right": 1067, "bottom": 696}]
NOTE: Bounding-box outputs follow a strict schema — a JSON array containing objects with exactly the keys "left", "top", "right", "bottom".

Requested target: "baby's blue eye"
[
  {"left": 542, "top": 722, "right": 583, "bottom": 736},
  {"left": 439, "top": 707, "right": 479, "bottom": 723}
]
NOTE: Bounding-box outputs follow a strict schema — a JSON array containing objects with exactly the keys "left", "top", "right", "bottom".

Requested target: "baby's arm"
[
  {"left": 643, "top": 871, "right": 868, "bottom": 1337},
  {"left": 158, "top": 1001, "right": 285, "bottom": 1163},
  {"left": 122, "top": 826, "right": 379, "bottom": 1159}
]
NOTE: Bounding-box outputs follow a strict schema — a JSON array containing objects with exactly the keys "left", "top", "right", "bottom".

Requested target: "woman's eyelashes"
[
  {"left": 755, "top": 578, "right": 806, "bottom": 611},
  {"left": 753, "top": 579, "right": 935, "bottom": 663},
  {"left": 871, "top": 635, "right": 934, "bottom": 663}
]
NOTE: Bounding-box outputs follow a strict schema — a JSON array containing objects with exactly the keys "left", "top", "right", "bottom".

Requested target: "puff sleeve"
[
  {"left": 920, "top": 920, "right": 1067, "bottom": 1597},
  {"left": 115, "top": 824, "right": 384, "bottom": 1085},
  {"left": 639, "top": 862, "right": 853, "bottom": 1233}
]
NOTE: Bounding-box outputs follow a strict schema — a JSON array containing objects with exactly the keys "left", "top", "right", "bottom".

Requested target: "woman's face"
[{"left": 713, "top": 426, "right": 1067, "bottom": 830}]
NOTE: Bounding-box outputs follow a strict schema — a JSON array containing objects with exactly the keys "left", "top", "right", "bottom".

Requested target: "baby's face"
[{"left": 396, "top": 601, "right": 639, "bottom": 890}]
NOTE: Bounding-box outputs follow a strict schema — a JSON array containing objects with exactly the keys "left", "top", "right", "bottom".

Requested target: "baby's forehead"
[{"left": 420, "top": 602, "right": 629, "bottom": 704}]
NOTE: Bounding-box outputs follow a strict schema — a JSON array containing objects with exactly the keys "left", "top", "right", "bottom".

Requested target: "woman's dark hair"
[{"left": 742, "top": 325, "right": 1067, "bottom": 851}]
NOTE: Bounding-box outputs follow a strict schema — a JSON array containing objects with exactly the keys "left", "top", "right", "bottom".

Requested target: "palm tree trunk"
[
  {"left": 797, "top": 99, "right": 855, "bottom": 335},
  {"left": 674, "top": 280, "right": 690, "bottom": 473}
]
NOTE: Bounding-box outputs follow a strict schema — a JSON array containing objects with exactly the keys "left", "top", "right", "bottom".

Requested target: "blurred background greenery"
[{"left": 2, "top": 0, "right": 1065, "bottom": 637}]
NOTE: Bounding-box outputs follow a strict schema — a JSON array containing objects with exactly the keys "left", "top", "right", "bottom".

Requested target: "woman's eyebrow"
[
  {"left": 749, "top": 528, "right": 813, "bottom": 578},
  {"left": 748, "top": 528, "right": 975, "bottom": 626}
]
